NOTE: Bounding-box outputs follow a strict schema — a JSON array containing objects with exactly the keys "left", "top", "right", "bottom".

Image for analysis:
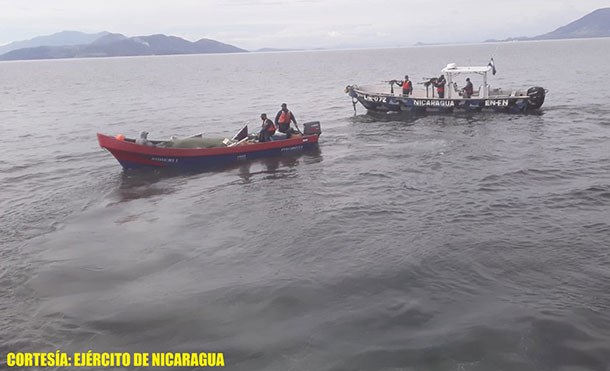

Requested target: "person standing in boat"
[
  {"left": 436, "top": 74, "right": 446, "bottom": 98},
  {"left": 275, "top": 103, "right": 298, "bottom": 138},
  {"left": 400, "top": 75, "right": 412, "bottom": 96},
  {"left": 258, "top": 113, "right": 276, "bottom": 142},
  {"left": 462, "top": 78, "right": 474, "bottom": 98}
]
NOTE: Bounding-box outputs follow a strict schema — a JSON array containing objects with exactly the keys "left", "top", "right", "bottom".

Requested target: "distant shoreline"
[
  {"left": 2, "top": 36, "right": 610, "bottom": 63},
  {"left": 2, "top": 7, "right": 609, "bottom": 62}
]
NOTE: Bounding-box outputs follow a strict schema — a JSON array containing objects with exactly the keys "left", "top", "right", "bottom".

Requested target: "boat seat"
[{"left": 270, "top": 134, "right": 288, "bottom": 141}]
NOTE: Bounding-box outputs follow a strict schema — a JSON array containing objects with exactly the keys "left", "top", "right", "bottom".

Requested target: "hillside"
[
  {"left": 533, "top": 8, "right": 610, "bottom": 40},
  {"left": 0, "top": 33, "right": 247, "bottom": 61},
  {"left": 0, "top": 31, "right": 109, "bottom": 55},
  {"left": 488, "top": 8, "right": 610, "bottom": 42}
]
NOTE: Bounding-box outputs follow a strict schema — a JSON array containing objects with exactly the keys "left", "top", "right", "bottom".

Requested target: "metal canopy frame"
[{"left": 441, "top": 63, "right": 491, "bottom": 98}]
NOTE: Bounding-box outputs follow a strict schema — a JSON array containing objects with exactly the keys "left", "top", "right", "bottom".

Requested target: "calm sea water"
[{"left": 1, "top": 38, "right": 610, "bottom": 371}]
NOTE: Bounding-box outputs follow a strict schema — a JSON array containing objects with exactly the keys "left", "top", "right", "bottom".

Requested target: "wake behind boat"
[
  {"left": 345, "top": 61, "right": 546, "bottom": 114},
  {"left": 98, "top": 121, "right": 321, "bottom": 169}
]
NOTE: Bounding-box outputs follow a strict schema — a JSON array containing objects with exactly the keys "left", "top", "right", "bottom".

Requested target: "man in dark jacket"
[
  {"left": 463, "top": 78, "right": 474, "bottom": 98},
  {"left": 275, "top": 103, "right": 298, "bottom": 137},
  {"left": 258, "top": 113, "right": 276, "bottom": 142}
]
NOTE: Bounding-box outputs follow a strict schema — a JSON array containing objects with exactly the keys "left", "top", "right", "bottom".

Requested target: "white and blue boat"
[{"left": 345, "top": 62, "right": 546, "bottom": 114}]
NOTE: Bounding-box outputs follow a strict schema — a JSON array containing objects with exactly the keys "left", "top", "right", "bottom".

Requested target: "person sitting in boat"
[
  {"left": 462, "top": 78, "right": 474, "bottom": 98},
  {"left": 436, "top": 74, "right": 446, "bottom": 98},
  {"left": 275, "top": 103, "right": 297, "bottom": 138},
  {"left": 400, "top": 75, "right": 412, "bottom": 96},
  {"left": 258, "top": 113, "right": 276, "bottom": 142},
  {"left": 135, "top": 131, "right": 153, "bottom": 146}
]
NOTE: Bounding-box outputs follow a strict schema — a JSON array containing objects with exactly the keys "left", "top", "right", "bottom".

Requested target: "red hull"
[{"left": 97, "top": 133, "right": 320, "bottom": 169}]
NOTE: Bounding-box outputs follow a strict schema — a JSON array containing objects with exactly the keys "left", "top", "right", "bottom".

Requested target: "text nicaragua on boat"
[
  {"left": 345, "top": 61, "right": 546, "bottom": 113},
  {"left": 97, "top": 121, "right": 321, "bottom": 169}
]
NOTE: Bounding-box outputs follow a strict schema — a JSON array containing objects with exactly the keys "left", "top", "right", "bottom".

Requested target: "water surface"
[{"left": 1, "top": 38, "right": 610, "bottom": 370}]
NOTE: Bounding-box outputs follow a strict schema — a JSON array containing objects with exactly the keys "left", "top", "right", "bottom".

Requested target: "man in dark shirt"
[
  {"left": 463, "top": 78, "right": 474, "bottom": 98},
  {"left": 258, "top": 113, "right": 276, "bottom": 142},
  {"left": 275, "top": 103, "right": 298, "bottom": 137}
]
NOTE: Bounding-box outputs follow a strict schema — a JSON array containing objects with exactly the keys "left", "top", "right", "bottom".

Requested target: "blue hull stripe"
[{"left": 117, "top": 142, "right": 319, "bottom": 169}]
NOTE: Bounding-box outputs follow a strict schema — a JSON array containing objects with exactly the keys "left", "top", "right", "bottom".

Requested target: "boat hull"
[
  {"left": 97, "top": 133, "right": 320, "bottom": 169},
  {"left": 347, "top": 86, "right": 546, "bottom": 113}
]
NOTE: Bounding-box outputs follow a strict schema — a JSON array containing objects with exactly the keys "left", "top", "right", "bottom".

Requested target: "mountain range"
[
  {"left": 486, "top": 7, "right": 610, "bottom": 42},
  {"left": 0, "top": 30, "right": 109, "bottom": 55},
  {"left": 0, "top": 32, "right": 246, "bottom": 61},
  {"left": 533, "top": 7, "right": 610, "bottom": 40},
  {"left": 1, "top": 7, "right": 609, "bottom": 61}
]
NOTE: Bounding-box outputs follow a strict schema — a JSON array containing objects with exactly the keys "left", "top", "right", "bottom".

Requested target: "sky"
[{"left": 0, "top": 0, "right": 608, "bottom": 49}]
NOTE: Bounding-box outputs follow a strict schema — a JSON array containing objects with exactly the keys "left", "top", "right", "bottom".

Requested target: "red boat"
[{"left": 97, "top": 122, "right": 321, "bottom": 169}]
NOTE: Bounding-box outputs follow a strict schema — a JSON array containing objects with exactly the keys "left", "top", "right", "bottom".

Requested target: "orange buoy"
[{"left": 115, "top": 134, "right": 125, "bottom": 141}]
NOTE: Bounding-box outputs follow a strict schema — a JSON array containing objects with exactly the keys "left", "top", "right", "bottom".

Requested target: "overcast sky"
[{"left": 0, "top": 0, "right": 608, "bottom": 49}]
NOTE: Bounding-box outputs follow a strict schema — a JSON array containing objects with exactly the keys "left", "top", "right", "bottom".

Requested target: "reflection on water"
[
  {"left": 112, "top": 169, "right": 179, "bottom": 203},
  {"left": 111, "top": 149, "right": 324, "bottom": 201},
  {"left": 357, "top": 108, "right": 545, "bottom": 124},
  {"left": 238, "top": 149, "right": 323, "bottom": 182}
]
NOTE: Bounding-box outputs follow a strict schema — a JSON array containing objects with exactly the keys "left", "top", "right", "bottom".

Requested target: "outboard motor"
[
  {"left": 303, "top": 121, "right": 322, "bottom": 135},
  {"left": 526, "top": 86, "right": 546, "bottom": 110}
]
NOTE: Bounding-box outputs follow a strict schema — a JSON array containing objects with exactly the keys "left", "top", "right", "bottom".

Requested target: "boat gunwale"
[{"left": 350, "top": 87, "right": 529, "bottom": 100}]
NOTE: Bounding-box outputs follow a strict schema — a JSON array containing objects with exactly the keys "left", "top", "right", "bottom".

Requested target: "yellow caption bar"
[{"left": 5, "top": 352, "right": 225, "bottom": 367}]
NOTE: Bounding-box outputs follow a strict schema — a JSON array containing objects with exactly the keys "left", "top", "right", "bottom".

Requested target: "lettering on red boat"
[
  {"left": 281, "top": 146, "right": 303, "bottom": 152},
  {"left": 151, "top": 157, "right": 178, "bottom": 163}
]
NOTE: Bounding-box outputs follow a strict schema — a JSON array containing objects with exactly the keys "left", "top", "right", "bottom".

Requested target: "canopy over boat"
[
  {"left": 440, "top": 63, "right": 494, "bottom": 99},
  {"left": 441, "top": 64, "right": 492, "bottom": 74}
]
